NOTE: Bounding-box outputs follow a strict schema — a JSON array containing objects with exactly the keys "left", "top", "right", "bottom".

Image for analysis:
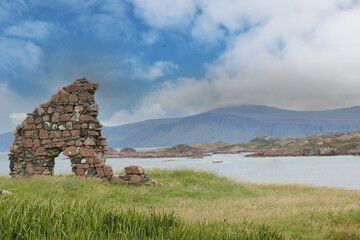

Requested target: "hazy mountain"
[
  {"left": 102, "top": 105, "right": 360, "bottom": 148},
  {"left": 2, "top": 105, "right": 360, "bottom": 151}
]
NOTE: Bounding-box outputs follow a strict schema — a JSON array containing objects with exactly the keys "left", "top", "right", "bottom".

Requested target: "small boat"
[{"left": 212, "top": 160, "right": 223, "bottom": 163}]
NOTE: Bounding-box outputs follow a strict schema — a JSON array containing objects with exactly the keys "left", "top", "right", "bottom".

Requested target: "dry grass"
[{"left": 1, "top": 170, "right": 360, "bottom": 239}]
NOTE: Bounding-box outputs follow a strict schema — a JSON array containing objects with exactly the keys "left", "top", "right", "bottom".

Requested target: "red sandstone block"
[
  {"left": 26, "top": 116, "right": 34, "bottom": 124},
  {"left": 62, "top": 131, "right": 71, "bottom": 137},
  {"left": 84, "top": 137, "right": 95, "bottom": 146},
  {"left": 88, "top": 131, "right": 99, "bottom": 136},
  {"left": 52, "top": 112, "right": 60, "bottom": 122},
  {"left": 79, "top": 148, "right": 94, "bottom": 157},
  {"left": 26, "top": 163, "right": 35, "bottom": 175},
  {"left": 26, "top": 124, "right": 37, "bottom": 130},
  {"left": 69, "top": 93, "right": 78, "bottom": 102},
  {"left": 75, "top": 168, "right": 85, "bottom": 176},
  {"left": 103, "top": 165, "right": 114, "bottom": 177},
  {"left": 81, "top": 123, "right": 88, "bottom": 128},
  {"left": 36, "top": 147, "right": 47, "bottom": 156},
  {"left": 59, "top": 93, "right": 69, "bottom": 104},
  {"left": 67, "top": 83, "right": 81, "bottom": 92},
  {"left": 49, "top": 131, "right": 61, "bottom": 138},
  {"left": 67, "top": 140, "right": 75, "bottom": 146},
  {"left": 51, "top": 93, "right": 59, "bottom": 103},
  {"left": 63, "top": 146, "right": 78, "bottom": 156},
  {"left": 65, "top": 106, "right": 73, "bottom": 113},
  {"left": 99, "top": 140, "right": 107, "bottom": 146},
  {"left": 35, "top": 118, "right": 42, "bottom": 124},
  {"left": 60, "top": 114, "right": 70, "bottom": 122},
  {"left": 76, "top": 164, "right": 90, "bottom": 169},
  {"left": 41, "top": 139, "right": 52, "bottom": 145},
  {"left": 24, "top": 131, "right": 34, "bottom": 138},
  {"left": 99, "top": 123, "right": 103, "bottom": 128},
  {"left": 73, "top": 124, "right": 81, "bottom": 130},
  {"left": 124, "top": 165, "right": 145, "bottom": 175},
  {"left": 55, "top": 142, "right": 66, "bottom": 147},
  {"left": 47, "top": 107, "right": 54, "bottom": 114},
  {"left": 71, "top": 130, "right": 81, "bottom": 136},
  {"left": 39, "top": 129, "right": 49, "bottom": 139},
  {"left": 78, "top": 92, "right": 91, "bottom": 100},
  {"left": 33, "top": 140, "right": 40, "bottom": 148},
  {"left": 83, "top": 102, "right": 90, "bottom": 107},
  {"left": 37, "top": 124, "right": 42, "bottom": 129},
  {"left": 75, "top": 139, "right": 83, "bottom": 146},
  {"left": 79, "top": 115, "right": 93, "bottom": 121},
  {"left": 83, "top": 82, "right": 94, "bottom": 90},
  {"left": 56, "top": 106, "right": 64, "bottom": 112},
  {"left": 93, "top": 83, "right": 99, "bottom": 90},
  {"left": 111, "top": 175, "right": 128, "bottom": 184},
  {"left": 23, "top": 139, "right": 33, "bottom": 148},
  {"left": 129, "top": 175, "right": 142, "bottom": 184},
  {"left": 87, "top": 158, "right": 94, "bottom": 164},
  {"left": 96, "top": 167, "right": 105, "bottom": 177},
  {"left": 94, "top": 157, "right": 101, "bottom": 164},
  {"left": 95, "top": 163, "right": 105, "bottom": 167}
]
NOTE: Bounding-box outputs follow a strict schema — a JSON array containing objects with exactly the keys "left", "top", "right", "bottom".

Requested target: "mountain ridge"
[{"left": 2, "top": 104, "right": 360, "bottom": 151}]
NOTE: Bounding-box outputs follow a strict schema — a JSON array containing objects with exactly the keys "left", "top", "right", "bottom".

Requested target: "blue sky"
[{"left": 1, "top": 0, "right": 360, "bottom": 133}]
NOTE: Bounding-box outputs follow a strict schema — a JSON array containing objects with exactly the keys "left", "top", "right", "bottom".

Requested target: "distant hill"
[
  {"left": 102, "top": 105, "right": 360, "bottom": 148},
  {"left": 2, "top": 105, "right": 360, "bottom": 151}
]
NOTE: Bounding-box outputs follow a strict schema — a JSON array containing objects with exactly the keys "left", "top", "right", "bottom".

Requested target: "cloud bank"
[{"left": 103, "top": 0, "right": 360, "bottom": 125}]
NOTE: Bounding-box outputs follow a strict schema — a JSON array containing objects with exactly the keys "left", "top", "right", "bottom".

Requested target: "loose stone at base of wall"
[{"left": 110, "top": 165, "right": 162, "bottom": 186}]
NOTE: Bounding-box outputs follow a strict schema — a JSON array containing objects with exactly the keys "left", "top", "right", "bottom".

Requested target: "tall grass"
[{"left": 0, "top": 195, "right": 282, "bottom": 239}]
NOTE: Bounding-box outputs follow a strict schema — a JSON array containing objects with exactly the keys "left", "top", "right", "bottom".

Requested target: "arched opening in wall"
[{"left": 54, "top": 152, "right": 73, "bottom": 175}]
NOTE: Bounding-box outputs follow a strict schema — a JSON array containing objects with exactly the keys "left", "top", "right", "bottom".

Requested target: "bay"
[{"left": 1, "top": 151, "right": 360, "bottom": 190}]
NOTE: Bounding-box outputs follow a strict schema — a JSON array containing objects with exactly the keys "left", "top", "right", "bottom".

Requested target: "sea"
[{"left": 1, "top": 151, "right": 360, "bottom": 190}]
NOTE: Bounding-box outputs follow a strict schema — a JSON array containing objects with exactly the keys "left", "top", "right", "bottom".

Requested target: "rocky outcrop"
[
  {"left": 8, "top": 78, "right": 115, "bottom": 182},
  {"left": 106, "top": 144, "right": 208, "bottom": 158},
  {"left": 250, "top": 136, "right": 275, "bottom": 143}
]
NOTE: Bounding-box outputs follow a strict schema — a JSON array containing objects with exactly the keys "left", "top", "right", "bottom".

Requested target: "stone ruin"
[
  {"left": 9, "top": 78, "right": 114, "bottom": 182},
  {"left": 9, "top": 78, "right": 161, "bottom": 186}
]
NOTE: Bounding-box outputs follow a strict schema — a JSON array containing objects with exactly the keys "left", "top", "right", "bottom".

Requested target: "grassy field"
[{"left": 1, "top": 169, "right": 360, "bottom": 239}]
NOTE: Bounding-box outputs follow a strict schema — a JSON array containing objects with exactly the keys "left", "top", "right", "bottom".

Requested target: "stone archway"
[{"left": 9, "top": 78, "right": 114, "bottom": 181}]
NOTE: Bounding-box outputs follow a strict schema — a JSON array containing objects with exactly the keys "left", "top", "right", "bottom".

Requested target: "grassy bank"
[{"left": 1, "top": 169, "right": 360, "bottom": 239}]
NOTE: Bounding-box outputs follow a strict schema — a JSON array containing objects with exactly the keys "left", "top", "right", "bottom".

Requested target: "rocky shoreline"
[
  {"left": 106, "top": 131, "right": 360, "bottom": 158},
  {"left": 105, "top": 144, "right": 209, "bottom": 159}
]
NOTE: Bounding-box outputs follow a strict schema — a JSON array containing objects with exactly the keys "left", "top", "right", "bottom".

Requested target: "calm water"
[{"left": 1, "top": 152, "right": 360, "bottom": 190}]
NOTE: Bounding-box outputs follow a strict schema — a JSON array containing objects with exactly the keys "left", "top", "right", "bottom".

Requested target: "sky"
[{"left": 1, "top": 0, "right": 360, "bottom": 133}]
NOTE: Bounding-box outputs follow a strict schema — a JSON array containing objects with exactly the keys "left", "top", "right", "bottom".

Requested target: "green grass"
[
  {"left": 0, "top": 195, "right": 281, "bottom": 240},
  {"left": 1, "top": 169, "right": 360, "bottom": 239}
]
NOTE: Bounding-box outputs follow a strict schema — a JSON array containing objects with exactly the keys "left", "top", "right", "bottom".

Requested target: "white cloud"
[
  {"left": 132, "top": 0, "right": 197, "bottom": 29},
  {"left": 102, "top": 103, "right": 166, "bottom": 126},
  {"left": 0, "top": 37, "right": 43, "bottom": 72},
  {"left": 141, "top": 30, "right": 159, "bottom": 45},
  {"left": 136, "top": 61, "right": 178, "bottom": 81},
  {"left": 4, "top": 21, "right": 53, "bottom": 40},
  {"left": 113, "top": 0, "right": 360, "bottom": 124},
  {"left": 125, "top": 57, "right": 178, "bottom": 81},
  {"left": 9, "top": 113, "right": 27, "bottom": 125},
  {"left": 0, "top": 84, "right": 36, "bottom": 133}
]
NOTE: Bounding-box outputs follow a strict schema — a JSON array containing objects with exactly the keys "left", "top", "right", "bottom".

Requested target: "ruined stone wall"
[{"left": 9, "top": 78, "right": 114, "bottom": 181}]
